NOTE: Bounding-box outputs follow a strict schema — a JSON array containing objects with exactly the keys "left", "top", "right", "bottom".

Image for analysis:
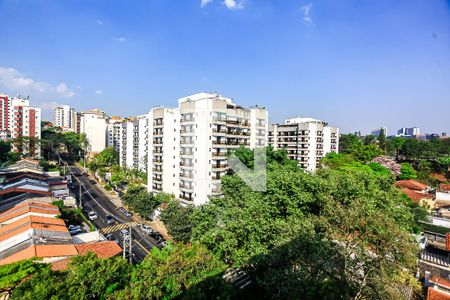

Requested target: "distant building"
[
  {"left": 54, "top": 105, "right": 76, "bottom": 131},
  {"left": 120, "top": 115, "right": 148, "bottom": 172},
  {"left": 371, "top": 127, "right": 387, "bottom": 137},
  {"left": 397, "top": 127, "right": 420, "bottom": 137},
  {"left": 268, "top": 117, "right": 339, "bottom": 172},
  {"left": 107, "top": 116, "right": 123, "bottom": 153},
  {"left": 79, "top": 109, "right": 108, "bottom": 154}
]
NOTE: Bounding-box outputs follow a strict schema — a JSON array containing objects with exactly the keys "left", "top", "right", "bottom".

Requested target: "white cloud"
[
  {"left": 39, "top": 101, "right": 61, "bottom": 112},
  {"left": 0, "top": 67, "right": 75, "bottom": 98},
  {"left": 56, "top": 83, "right": 75, "bottom": 97},
  {"left": 97, "top": 20, "right": 104, "bottom": 25},
  {"left": 301, "top": 3, "right": 314, "bottom": 24},
  {"left": 201, "top": 0, "right": 212, "bottom": 8},
  {"left": 113, "top": 37, "right": 127, "bottom": 43},
  {"left": 95, "top": 90, "right": 102, "bottom": 95},
  {"left": 223, "top": 0, "right": 244, "bottom": 10}
]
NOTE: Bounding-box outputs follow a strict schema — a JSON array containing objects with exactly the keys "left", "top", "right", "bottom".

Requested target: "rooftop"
[
  {"left": 401, "top": 188, "right": 434, "bottom": 203},
  {"left": 394, "top": 179, "right": 428, "bottom": 191},
  {"left": 440, "top": 184, "right": 450, "bottom": 193}
]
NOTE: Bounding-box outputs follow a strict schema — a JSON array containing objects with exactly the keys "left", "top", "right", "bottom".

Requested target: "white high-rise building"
[
  {"left": 107, "top": 116, "right": 123, "bottom": 153},
  {"left": 146, "top": 92, "right": 268, "bottom": 206},
  {"left": 53, "top": 105, "right": 76, "bottom": 131},
  {"left": 119, "top": 115, "right": 148, "bottom": 172},
  {"left": 268, "top": 117, "right": 339, "bottom": 172},
  {"left": 79, "top": 109, "right": 108, "bottom": 154}
]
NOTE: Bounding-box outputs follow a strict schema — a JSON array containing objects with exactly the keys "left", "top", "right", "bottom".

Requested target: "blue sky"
[{"left": 0, "top": 0, "right": 449, "bottom": 134}]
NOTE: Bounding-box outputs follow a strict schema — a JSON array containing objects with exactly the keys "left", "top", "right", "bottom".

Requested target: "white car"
[
  {"left": 140, "top": 224, "right": 154, "bottom": 235},
  {"left": 120, "top": 229, "right": 130, "bottom": 237},
  {"left": 88, "top": 211, "right": 98, "bottom": 221}
]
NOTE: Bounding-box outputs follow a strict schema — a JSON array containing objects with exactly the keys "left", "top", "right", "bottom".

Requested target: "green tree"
[
  {"left": 377, "top": 128, "right": 387, "bottom": 152},
  {"left": 0, "top": 259, "right": 48, "bottom": 297},
  {"left": 338, "top": 133, "right": 361, "bottom": 153},
  {"left": 122, "top": 186, "right": 164, "bottom": 218},
  {"left": 11, "top": 253, "right": 131, "bottom": 300},
  {"left": 399, "top": 163, "right": 417, "bottom": 180},
  {"left": 160, "top": 201, "right": 195, "bottom": 242},
  {"left": 114, "top": 243, "right": 230, "bottom": 300},
  {"left": 88, "top": 147, "right": 119, "bottom": 171}
]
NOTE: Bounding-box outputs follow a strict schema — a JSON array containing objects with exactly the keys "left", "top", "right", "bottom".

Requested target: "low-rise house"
[
  {"left": 395, "top": 179, "right": 435, "bottom": 208},
  {"left": 437, "top": 184, "right": 450, "bottom": 202}
]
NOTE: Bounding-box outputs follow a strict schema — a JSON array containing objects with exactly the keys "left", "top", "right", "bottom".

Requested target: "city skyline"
[{"left": 0, "top": 0, "right": 449, "bottom": 134}]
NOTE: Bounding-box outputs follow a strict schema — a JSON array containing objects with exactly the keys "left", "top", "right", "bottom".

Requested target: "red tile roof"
[
  {"left": 430, "top": 276, "right": 450, "bottom": 289},
  {"left": 0, "top": 244, "right": 78, "bottom": 266},
  {"left": 427, "top": 287, "right": 450, "bottom": 300},
  {"left": 75, "top": 241, "right": 122, "bottom": 258},
  {"left": 440, "top": 184, "right": 450, "bottom": 192},
  {"left": 395, "top": 179, "right": 428, "bottom": 191},
  {"left": 401, "top": 188, "right": 434, "bottom": 203}
]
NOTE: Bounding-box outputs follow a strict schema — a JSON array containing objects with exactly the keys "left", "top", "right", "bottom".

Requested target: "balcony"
[
  {"left": 152, "top": 158, "right": 163, "bottom": 164},
  {"left": 181, "top": 118, "right": 195, "bottom": 123},
  {"left": 180, "top": 173, "right": 194, "bottom": 179},
  {"left": 180, "top": 151, "right": 194, "bottom": 156},
  {"left": 213, "top": 128, "right": 228, "bottom": 134},
  {"left": 180, "top": 140, "right": 194, "bottom": 145},
  {"left": 212, "top": 152, "right": 227, "bottom": 158},
  {"left": 153, "top": 177, "right": 162, "bottom": 183},
  {"left": 179, "top": 184, "right": 194, "bottom": 192},
  {"left": 179, "top": 194, "right": 193, "bottom": 201},
  {"left": 180, "top": 161, "right": 194, "bottom": 167},
  {"left": 212, "top": 140, "right": 227, "bottom": 145},
  {"left": 153, "top": 167, "right": 163, "bottom": 173}
]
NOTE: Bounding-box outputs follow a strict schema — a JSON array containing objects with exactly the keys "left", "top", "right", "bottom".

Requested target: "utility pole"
[
  {"left": 129, "top": 224, "right": 132, "bottom": 263},
  {"left": 78, "top": 181, "right": 83, "bottom": 209}
]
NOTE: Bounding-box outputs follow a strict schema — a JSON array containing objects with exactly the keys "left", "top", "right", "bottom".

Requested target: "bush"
[{"left": 399, "top": 163, "right": 417, "bottom": 180}]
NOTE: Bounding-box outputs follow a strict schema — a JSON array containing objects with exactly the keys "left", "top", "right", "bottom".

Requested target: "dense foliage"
[
  {"left": 9, "top": 244, "right": 229, "bottom": 300},
  {"left": 88, "top": 147, "right": 119, "bottom": 171},
  {"left": 122, "top": 186, "right": 172, "bottom": 219},
  {"left": 160, "top": 201, "right": 195, "bottom": 243},
  {"left": 0, "top": 140, "right": 20, "bottom": 167}
]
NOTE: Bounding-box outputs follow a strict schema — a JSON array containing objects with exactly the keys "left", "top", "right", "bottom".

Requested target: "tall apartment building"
[
  {"left": 107, "top": 116, "right": 123, "bottom": 153},
  {"left": 268, "top": 117, "right": 338, "bottom": 172},
  {"left": 0, "top": 94, "right": 11, "bottom": 139},
  {"left": 53, "top": 105, "right": 76, "bottom": 131},
  {"left": 0, "top": 95, "right": 41, "bottom": 156},
  {"left": 79, "top": 109, "right": 108, "bottom": 154},
  {"left": 147, "top": 92, "right": 268, "bottom": 206},
  {"left": 119, "top": 115, "right": 148, "bottom": 172}
]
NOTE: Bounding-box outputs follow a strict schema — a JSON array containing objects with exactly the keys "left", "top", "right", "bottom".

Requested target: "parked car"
[
  {"left": 105, "top": 215, "right": 115, "bottom": 225},
  {"left": 83, "top": 172, "right": 89, "bottom": 177},
  {"left": 105, "top": 233, "right": 118, "bottom": 243},
  {"left": 118, "top": 207, "right": 133, "bottom": 217},
  {"left": 150, "top": 232, "right": 165, "bottom": 243},
  {"left": 159, "top": 241, "right": 167, "bottom": 248},
  {"left": 140, "top": 224, "right": 154, "bottom": 235},
  {"left": 89, "top": 180, "right": 96, "bottom": 184},
  {"left": 68, "top": 225, "right": 83, "bottom": 235},
  {"left": 72, "top": 172, "right": 82, "bottom": 176},
  {"left": 120, "top": 229, "right": 130, "bottom": 237},
  {"left": 88, "top": 211, "right": 98, "bottom": 221}
]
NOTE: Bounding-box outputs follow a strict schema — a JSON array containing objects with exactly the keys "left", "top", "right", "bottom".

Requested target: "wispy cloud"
[
  {"left": 0, "top": 67, "right": 75, "bottom": 98},
  {"left": 201, "top": 0, "right": 212, "bottom": 8},
  {"left": 113, "top": 37, "right": 127, "bottom": 43},
  {"left": 95, "top": 90, "right": 102, "bottom": 95},
  {"left": 301, "top": 3, "right": 314, "bottom": 25},
  {"left": 223, "top": 0, "right": 244, "bottom": 10},
  {"left": 97, "top": 20, "right": 104, "bottom": 25}
]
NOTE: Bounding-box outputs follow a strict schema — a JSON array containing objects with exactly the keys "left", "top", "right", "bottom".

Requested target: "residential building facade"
[
  {"left": 79, "top": 109, "right": 108, "bottom": 154},
  {"left": 147, "top": 92, "right": 268, "bottom": 206},
  {"left": 107, "top": 116, "right": 123, "bottom": 153},
  {"left": 53, "top": 105, "right": 76, "bottom": 131},
  {"left": 268, "top": 117, "right": 338, "bottom": 171},
  {"left": 119, "top": 115, "right": 148, "bottom": 172}
]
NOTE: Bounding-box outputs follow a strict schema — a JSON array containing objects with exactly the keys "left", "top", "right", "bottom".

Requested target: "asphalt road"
[{"left": 68, "top": 165, "right": 158, "bottom": 263}]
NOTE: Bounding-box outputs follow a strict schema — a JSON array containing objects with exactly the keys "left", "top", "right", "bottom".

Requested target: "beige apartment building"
[
  {"left": 147, "top": 92, "right": 268, "bottom": 206},
  {"left": 268, "top": 117, "right": 339, "bottom": 171}
]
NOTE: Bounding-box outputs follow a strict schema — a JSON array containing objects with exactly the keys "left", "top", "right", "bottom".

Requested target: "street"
[{"left": 68, "top": 165, "right": 158, "bottom": 263}]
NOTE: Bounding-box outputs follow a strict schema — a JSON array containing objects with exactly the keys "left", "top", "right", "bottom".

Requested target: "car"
[
  {"left": 159, "top": 241, "right": 167, "bottom": 248},
  {"left": 68, "top": 224, "right": 82, "bottom": 231},
  {"left": 105, "top": 215, "right": 115, "bottom": 225},
  {"left": 118, "top": 207, "right": 132, "bottom": 217},
  {"left": 105, "top": 234, "right": 118, "bottom": 243},
  {"left": 72, "top": 172, "right": 82, "bottom": 176},
  {"left": 150, "top": 232, "right": 165, "bottom": 243},
  {"left": 88, "top": 211, "right": 98, "bottom": 221},
  {"left": 140, "top": 224, "right": 154, "bottom": 235},
  {"left": 120, "top": 229, "right": 130, "bottom": 237},
  {"left": 89, "top": 180, "right": 96, "bottom": 184},
  {"left": 68, "top": 225, "right": 83, "bottom": 235},
  {"left": 83, "top": 172, "right": 89, "bottom": 177}
]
